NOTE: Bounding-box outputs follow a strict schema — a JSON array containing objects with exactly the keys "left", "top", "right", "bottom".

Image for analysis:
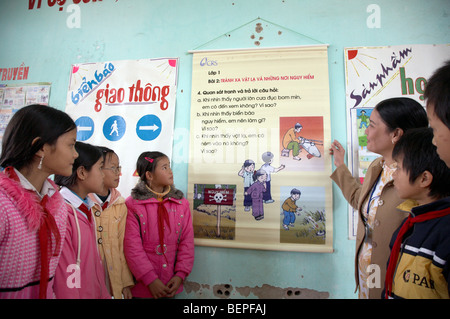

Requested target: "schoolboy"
[
  {"left": 384, "top": 127, "right": 450, "bottom": 299},
  {"left": 424, "top": 60, "right": 450, "bottom": 167},
  {"left": 281, "top": 188, "right": 302, "bottom": 230}
]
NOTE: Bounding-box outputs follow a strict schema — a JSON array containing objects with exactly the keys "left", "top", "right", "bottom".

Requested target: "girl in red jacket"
[{"left": 124, "top": 151, "right": 194, "bottom": 299}]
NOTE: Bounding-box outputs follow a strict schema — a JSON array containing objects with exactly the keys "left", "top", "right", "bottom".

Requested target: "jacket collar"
[
  {"left": 88, "top": 188, "right": 124, "bottom": 208},
  {"left": 0, "top": 167, "right": 64, "bottom": 231},
  {"left": 131, "top": 180, "right": 184, "bottom": 201},
  {"left": 397, "top": 196, "right": 450, "bottom": 217}
]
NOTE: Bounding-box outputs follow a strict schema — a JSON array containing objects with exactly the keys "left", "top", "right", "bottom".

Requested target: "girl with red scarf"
[
  {"left": 0, "top": 104, "right": 78, "bottom": 299},
  {"left": 124, "top": 151, "right": 194, "bottom": 298}
]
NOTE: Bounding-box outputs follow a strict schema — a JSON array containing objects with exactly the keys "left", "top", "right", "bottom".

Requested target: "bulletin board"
[
  {"left": 0, "top": 82, "right": 51, "bottom": 151},
  {"left": 344, "top": 43, "right": 450, "bottom": 239},
  {"left": 187, "top": 45, "right": 333, "bottom": 253}
]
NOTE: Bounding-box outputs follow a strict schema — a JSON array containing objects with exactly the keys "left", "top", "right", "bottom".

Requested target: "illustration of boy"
[
  {"left": 384, "top": 127, "right": 450, "bottom": 299},
  {"left": 245, "top": 169, "right": 267, "bottom": 221},
  {"left": 281, "top": 188, "right": 302, "bottom": 230},
  {"left": 260, "top": 151, "right": 285, "bottom": 203},
  {"left": 238, "top": 159, "right": 255, "bottom": 211}
]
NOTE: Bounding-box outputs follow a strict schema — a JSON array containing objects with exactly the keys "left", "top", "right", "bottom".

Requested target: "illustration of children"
[
  {"left": 245, "top": 169, "right": 267, "bottom": 220},
  {"left": 281, "top": 188, "right": 302, "bottom": 230},
  {"left": 237, "top": 159, "right": 255, "bottom": 211},
  {"left": 260, "top": 151, "right": 285, "bottom": 203}
]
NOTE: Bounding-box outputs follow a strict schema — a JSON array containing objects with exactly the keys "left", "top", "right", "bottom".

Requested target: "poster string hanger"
[{"left": 189, "top": 17, "right": 328, "bottom": 53}]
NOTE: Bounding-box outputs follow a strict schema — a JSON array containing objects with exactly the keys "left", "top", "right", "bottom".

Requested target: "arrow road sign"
[
  {"left": 75, "top": 116, "right": 95, "bottom": 141},
  {"left": 136, "top": 114, "right": 162, "bottom": 141}
]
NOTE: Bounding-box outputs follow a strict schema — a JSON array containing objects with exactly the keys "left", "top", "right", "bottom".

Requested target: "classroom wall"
[{"left": 1, "top": 0, "right": 448, "bottom": 299}]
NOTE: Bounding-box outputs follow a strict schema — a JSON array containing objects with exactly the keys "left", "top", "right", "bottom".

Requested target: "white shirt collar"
[
  {"left": 14, "top": 168, "right": 57, "bottom": 199},
  {"left": 59, "top": 186, "right": 95, "bottom": 209}
]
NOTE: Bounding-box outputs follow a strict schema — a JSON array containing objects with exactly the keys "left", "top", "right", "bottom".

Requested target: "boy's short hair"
[
  {"left": 290, "top": 188, "right": 301, "bottom": 195},
  {"left": 393, "top": 127, "right": 450, "bottom": 199},
  {"left": 424, "top": 60, "right": 450, "bottom": 129}
]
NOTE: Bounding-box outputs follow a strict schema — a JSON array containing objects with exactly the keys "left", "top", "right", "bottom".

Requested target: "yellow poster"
[{"left": 188, "top": 46, "right": 333, "bottom": 252}]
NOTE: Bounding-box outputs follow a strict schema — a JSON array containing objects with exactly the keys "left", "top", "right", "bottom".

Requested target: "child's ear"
[
  {"left": 76, "top": 166, "right": 86, "bottom": 181},
  {"left": 419, "top": 170, "right": 433, "bottom": 188},
  {"left": 145, "top": 171, "right": 153, "bottom": 183}
]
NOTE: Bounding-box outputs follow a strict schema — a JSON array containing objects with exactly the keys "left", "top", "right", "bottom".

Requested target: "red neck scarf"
[
  {"left": 78, "top": 203, "right": 92, "bottom": 223},
  {"left": 146, "top": 185, "right": 171, "bottom": 259},
  {"left": 4, "top": 167, "right": 61, "bottom": 299},
  {"left": 156, "top": 198, "right": 171, "bottom": 258},
  {"left": 385, "top": 207, "right": 450, "bottom": 298}
]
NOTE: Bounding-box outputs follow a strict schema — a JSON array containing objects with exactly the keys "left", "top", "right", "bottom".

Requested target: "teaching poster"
[
  {"left": 344, "top": 43, "right": 450, "bottom": 239},
  {"left": 188, "top": 46, "right": 333, "bottom": 253},
  {"left": 0, "top": 82, "right": 51, "bottom": 152},
  {"left": 65, "top": 58, "right": 179, "bottom": 197}
]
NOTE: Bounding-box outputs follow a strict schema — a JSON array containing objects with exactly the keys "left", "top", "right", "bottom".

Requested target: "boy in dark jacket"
[{"left": 384, "top": 127, "right": 450, "bottom": 299}]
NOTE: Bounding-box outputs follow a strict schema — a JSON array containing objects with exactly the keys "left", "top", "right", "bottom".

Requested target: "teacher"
[{"left": 329, "top": 97, "right": 428, "bottom": 299}]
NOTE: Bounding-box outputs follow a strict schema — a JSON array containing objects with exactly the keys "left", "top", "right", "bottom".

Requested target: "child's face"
[
  {"left": 102, "top": 153, "right": 120, "bottom": 190},
  {"left": 83, "top": 157, "right": 105, "bottom": 195},
  {"left": 44, "top": 128, "right": 78, "bottom": 177},
  {"left": 291, "top": 193, "right": 300, "bottom": 201},
  {"left": 245, "top": 164, "right": 255, "bottom": 172},
  {"left": 428, "top": 105, "right": 450, "bottom": 168},
  {"left": 148, "top": 156, "right": 173, "bottom": 189},
  {"left": 257, "top": 172, "right": 267, "bottom": 182},
  {"left": 393, "top": 156, "right": 422, "bottom": 200}
]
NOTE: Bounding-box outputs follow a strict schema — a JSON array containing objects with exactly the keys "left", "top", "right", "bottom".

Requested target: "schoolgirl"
[
  {"left": 88, "top": 146, "right": 134, "bottom": 299},
  {"left": 53, "top": 141, "right": 110, "bottom": 299},
  {"left": 124, "top": 151, "right": 194, "bottom": 298},
  {"left": 0, "top": 104, "right": 78, "bottom": 299}
]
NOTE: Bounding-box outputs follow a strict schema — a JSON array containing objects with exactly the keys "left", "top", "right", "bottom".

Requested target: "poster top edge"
[{"left": 188, "top": 44, "right": 329, "bottom": 54}]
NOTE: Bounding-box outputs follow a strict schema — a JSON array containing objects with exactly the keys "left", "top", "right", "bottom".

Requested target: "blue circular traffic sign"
[
  {"left": 136, "top": 114, "right": 162, "bottom": 141},
  {"left": 75, "top": 116, "right": 94, "bottom": 141},
  {"left": 103, "top": 115, "right": 126, "bottom": 141}
]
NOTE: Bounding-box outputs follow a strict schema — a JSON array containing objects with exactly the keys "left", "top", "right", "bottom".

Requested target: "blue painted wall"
[{"left": 1, "top": 0, "right": 448, "bottom": 298}]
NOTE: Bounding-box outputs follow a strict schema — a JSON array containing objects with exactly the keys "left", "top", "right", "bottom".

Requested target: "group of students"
[
  {"left": 1, "top": 61, "right": 449, "bottom": 300},
  {"left": 0, "top": 106, "right": 194, "bottom": 299},
  {"left": 330, "top": 61, "right": 450, "bottom": 299}
]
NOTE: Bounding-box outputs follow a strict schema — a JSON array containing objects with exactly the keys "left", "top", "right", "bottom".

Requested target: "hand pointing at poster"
[{"left": 329, "top": 139, "right": 345, "bottom": 168}]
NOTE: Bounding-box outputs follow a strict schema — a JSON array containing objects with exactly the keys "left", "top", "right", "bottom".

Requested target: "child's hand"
[
  {"left": 166, "top": 276, "right": 183, "bottom": 297},
  {"left": 122, "top": 286, "right": 133, "bottom": 299},
  {"left": 148, "top": 278, "right": 170, "bottom": 299}
]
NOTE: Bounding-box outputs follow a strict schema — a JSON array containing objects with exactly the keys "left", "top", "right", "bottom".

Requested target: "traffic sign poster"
[{"left": 65, "top": 58, "right": 179, "bottom": 197}]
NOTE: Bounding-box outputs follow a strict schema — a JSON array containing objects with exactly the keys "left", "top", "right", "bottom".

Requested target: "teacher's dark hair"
[{"left": 375, "top": 97, "right": 428, "bottom": 133}]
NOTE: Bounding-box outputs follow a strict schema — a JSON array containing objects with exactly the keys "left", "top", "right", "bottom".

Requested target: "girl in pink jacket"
[
  {"left": 53, "top": 142, "right": 111, "bottom": 299},
  {"left": 0, "top": 105, "right": 78, "bottom": 299},
  {"left": 124, "top": 151, "right": 194, "bottom": 298}
]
